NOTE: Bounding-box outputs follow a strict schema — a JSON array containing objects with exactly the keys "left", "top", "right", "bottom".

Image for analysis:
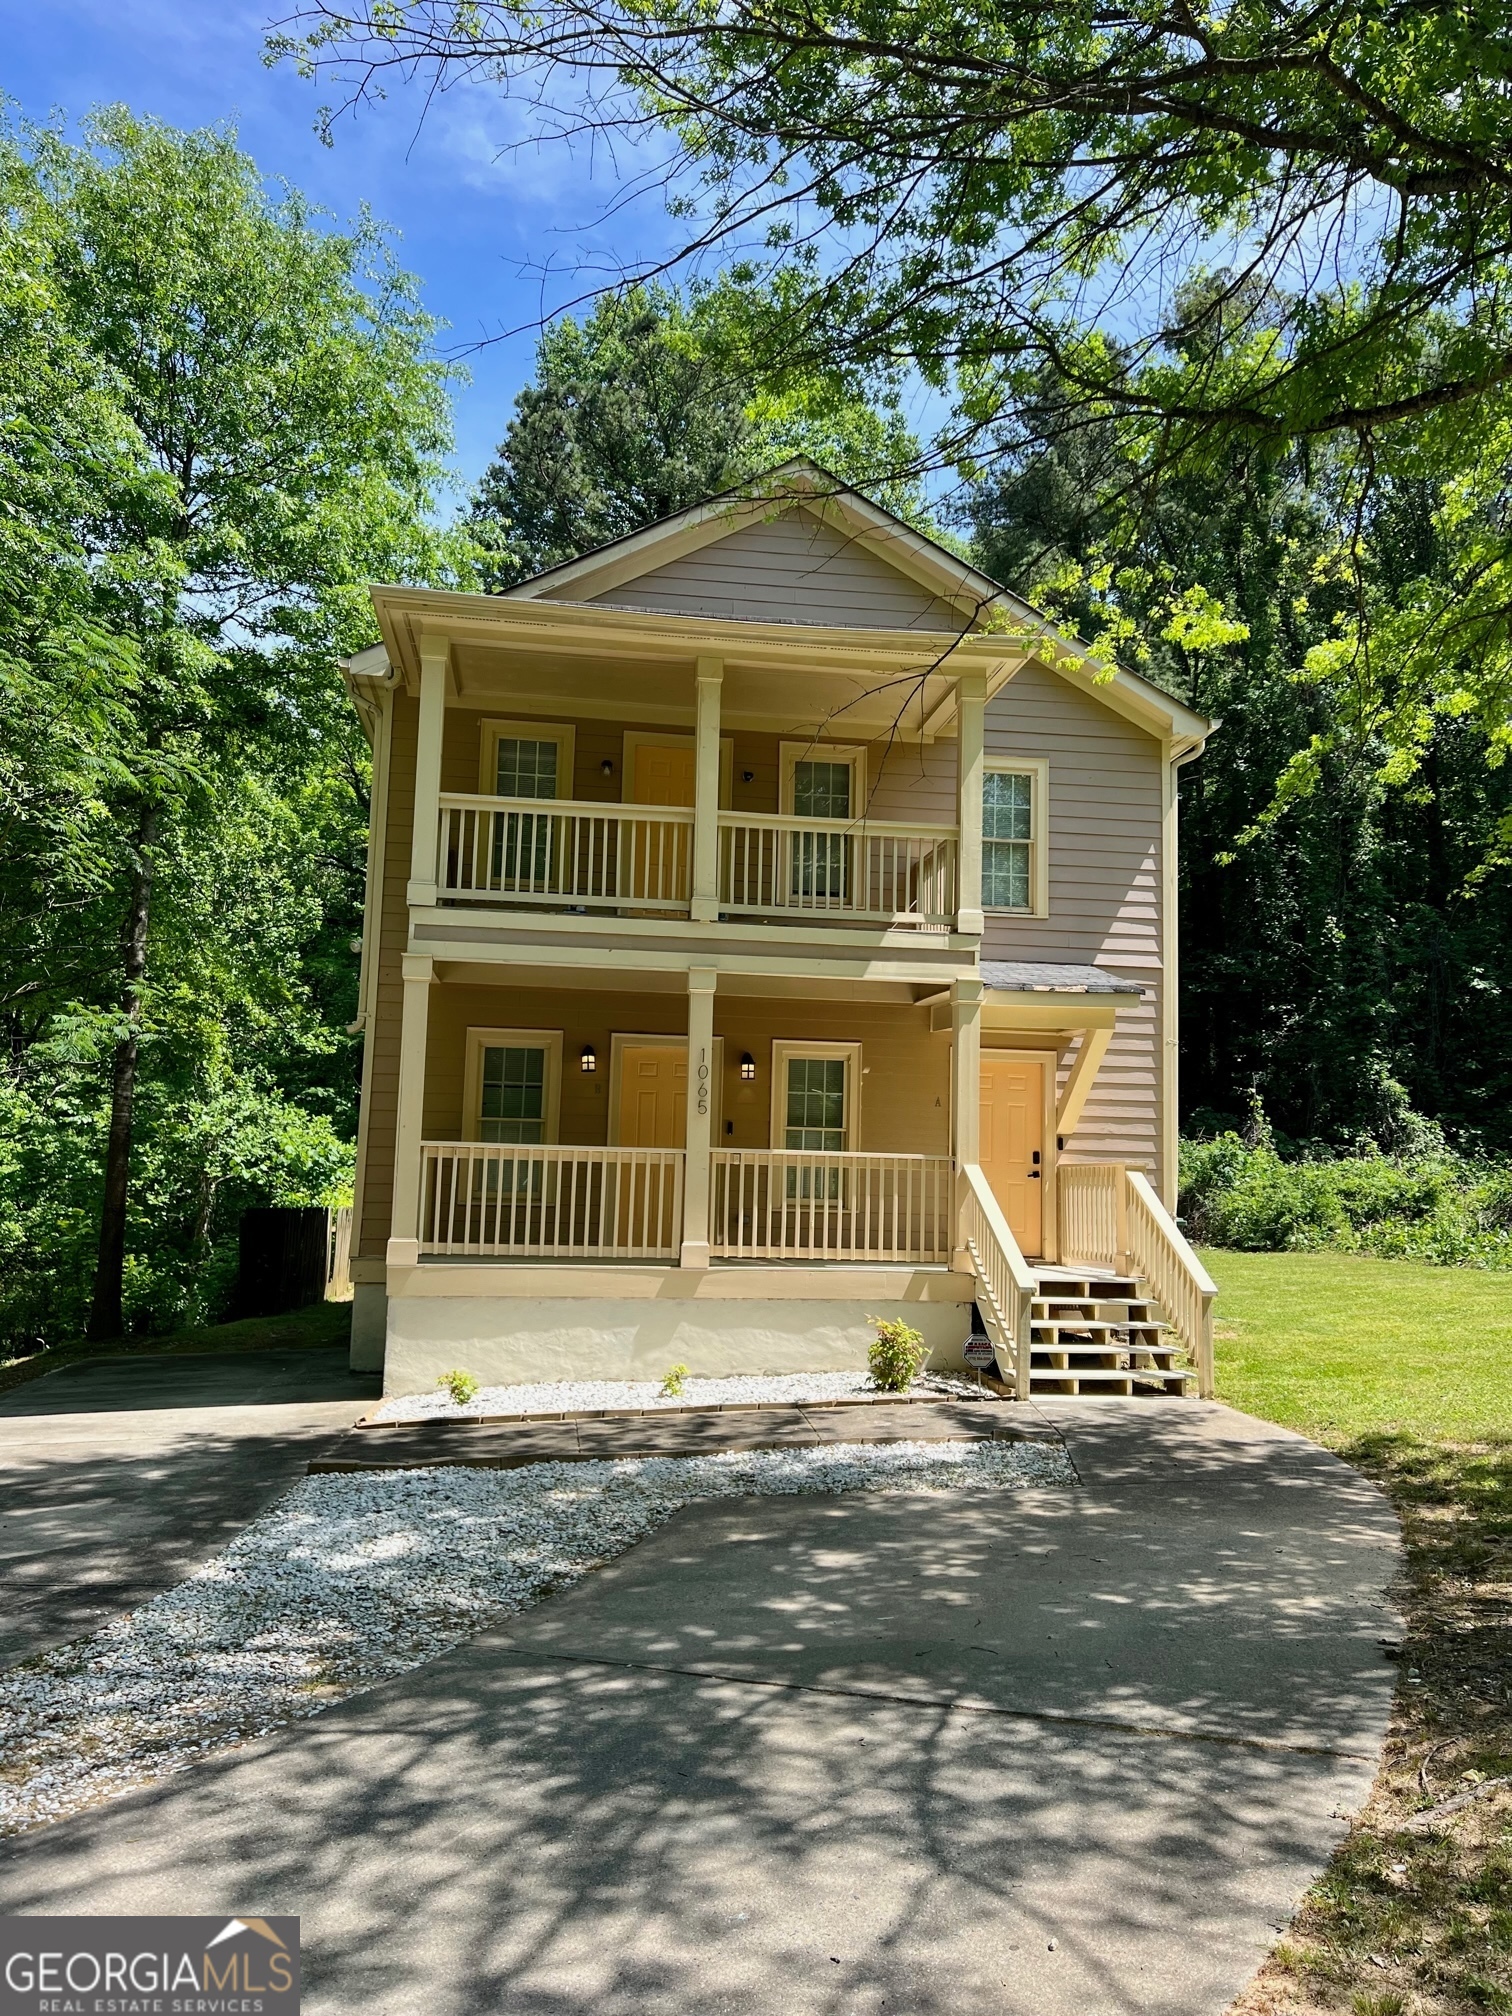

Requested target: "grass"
[
  {"left": 0, "top": 1297, "right": 352, "bottom": 1401},
  {"left": 1211, "top": 1250, "right": 1512, "bottom": 1443},
  {"left": 1210, "top": 1250, "right": 1512, "bottom": 2016}
]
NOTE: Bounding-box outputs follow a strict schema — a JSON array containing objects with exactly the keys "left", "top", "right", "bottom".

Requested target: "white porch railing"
[
  {"left": 1058, "top": 1163, "right": 1217, "bottom": 1396},
  {"left": 420, "top": 1143, "right": 684, "bottom": 1260},
  {"left": 710, "top": 1151, "right": 954, "bottom": 1261},
  {"left": 958, "top": 1163, "right": 1037, "bottom": 1396},
  {"left": 717, "top": 812, "right": 957, "bottom": 925},
  {"left": 1057, "top": 1162, "right": 1124, "bottom": 1272},
  {"left": 436, "top": 794, "right": 694, "bottom": 911}
]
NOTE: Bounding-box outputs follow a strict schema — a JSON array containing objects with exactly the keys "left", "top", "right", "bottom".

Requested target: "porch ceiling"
[{"left": 368, "top": 588, "right": 1027, "bottom": 739}]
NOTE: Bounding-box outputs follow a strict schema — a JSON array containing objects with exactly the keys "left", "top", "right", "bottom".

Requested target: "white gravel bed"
[
  {"left": 376, "top": 1367, "right": 993, "bottom": 1422},
  {"left": 0, "top": 1438, "right": 1071, "bottom": 1838}
]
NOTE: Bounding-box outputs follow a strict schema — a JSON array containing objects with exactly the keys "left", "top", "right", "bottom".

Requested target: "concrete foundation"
[
  {"left": 349, "top": 1283, "right": 389, "bottom": 1373},
  {"left": 382, "top": 1290, "right": 976, "bottom": 1397}
]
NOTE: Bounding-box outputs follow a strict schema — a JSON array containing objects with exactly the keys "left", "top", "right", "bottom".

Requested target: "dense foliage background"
[
  {"left": 0, "top": 110, "right": 461, "bottom": 1352},
  {"left": 4, "top": 107, "right": 1509, "bottom": 1359}
]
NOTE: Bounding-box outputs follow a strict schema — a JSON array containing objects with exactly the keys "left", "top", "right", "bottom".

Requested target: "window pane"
[
  {"left": 983, "top": 769, "right": 1032, "bottom": 839},
  {"left": 496, "top": 738, "right": 559, "bottom": 800},
  {"left": 784, "top": 1056, "right": 846, "bottom": 1151},
  {"left": 793, "top": 760, "right": 851, "bottom": 819},
  {"left": 983, "top": 842, "right": 1031, "bottom": 909},
  {"left": 982, "top": 771, "right": 1034, "bottom": 909},
  {"left": 791, "top": 763, "right": 852, "bottom": 899},
  {"left": 480, "top": 1045, "right": 547, "bottom": 1143}
]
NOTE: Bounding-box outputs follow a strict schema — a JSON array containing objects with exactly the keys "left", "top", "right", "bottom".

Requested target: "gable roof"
[
  {"left": 498, "top": 457, "right": 1211, "bottom": 752},
  {"left": 504, "top": 456, "right": 1018, "bottom": 625}
]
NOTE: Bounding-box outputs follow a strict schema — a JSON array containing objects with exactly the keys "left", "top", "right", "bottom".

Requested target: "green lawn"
[
  {"left": 1208, "top": 1250, "right": 1512, "bottom": 2016},
  {"left": 1206, "top": 1247, "right": 1512, "bottom": 1444}
]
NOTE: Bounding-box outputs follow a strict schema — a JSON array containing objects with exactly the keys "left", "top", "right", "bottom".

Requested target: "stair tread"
[{"left": 1032, "top": 1303, "right": 1162, "bottom": 1318}]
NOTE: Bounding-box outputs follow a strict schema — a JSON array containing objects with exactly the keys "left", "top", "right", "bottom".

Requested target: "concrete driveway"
[
  {"left": 0, "top": 1344, "right": 379, "bottom": 1666},
  {"left": 0, "top": 1401, "right": 1400, "bottom": 2016}
]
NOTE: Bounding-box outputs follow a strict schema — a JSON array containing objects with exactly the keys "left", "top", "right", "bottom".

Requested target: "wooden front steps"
[{"left": 1013, "top": 1266, "right": 1197, "bottom": 1398}]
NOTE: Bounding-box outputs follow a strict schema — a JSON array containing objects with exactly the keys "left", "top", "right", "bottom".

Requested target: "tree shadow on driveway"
[{"left": 0, "top": 1406, "right": 1402, "bottom": 2016}]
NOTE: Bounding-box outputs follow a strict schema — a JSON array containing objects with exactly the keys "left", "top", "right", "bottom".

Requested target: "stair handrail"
[
  {"left": 958, "top": 1163, "right": 1037, "bottom": 1399},
  {"left": 1123, "top": 1169, "right": 1218, "bottom": 1398}
]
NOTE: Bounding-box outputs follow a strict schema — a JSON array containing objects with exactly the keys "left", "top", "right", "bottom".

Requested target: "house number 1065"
[{"left": 695, "top": 1046, "right": 710, "bottom": 1116}]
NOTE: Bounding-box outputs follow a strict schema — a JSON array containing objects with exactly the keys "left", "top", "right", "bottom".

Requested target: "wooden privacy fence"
[
  {"left": 717, "top": 812, "right": 957, "bottom": 925},
  {"left": 1058, "top": 1162, "right": 1217, "bottom": 1395},
  {"left": 436, "top": 795, "right": 694, "bottom": 911},
  {"left": 709, "top": 1150, "right": 954, "bottom": 1261},
  {"left": 420, "top": 1143, "right": 684, "bottom": 1260},
  {"left": 237, "top": 1206, "right": 349, "bottom": 1318}
]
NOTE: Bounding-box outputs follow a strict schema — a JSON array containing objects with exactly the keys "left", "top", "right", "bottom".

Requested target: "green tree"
[
  {"left": 966, "top": 366, "right": 1512, "bottom": 1149},
  {"left": 471, "top": 285, "right": 751, "bottom": 586},
  {"left": 471, "top": 281, "right": 932, "bottom": 586},
  {"left": 280, "top": 0, "right": 1512, "bottom": 788},
  {"left": 1, "top": 109, "right": 458, "bottom": 1341}
]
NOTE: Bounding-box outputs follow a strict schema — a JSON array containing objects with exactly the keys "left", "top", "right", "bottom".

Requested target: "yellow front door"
[
  {"left": 617, "top": 1044, "right": 688, "bottom": 1147},
  {"left": 630, "top": 742, "right": 697, "bottom": 807},
  {"left": 979, "top": 1056, "right": 1045, "bottom": 1255}
]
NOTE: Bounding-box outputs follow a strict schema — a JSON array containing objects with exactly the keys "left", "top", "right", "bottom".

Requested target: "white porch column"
[
  {"left": 690, "top": 655, "right": 724, "bottom": 923},
  {"left": 680, "top": 965, "right": 718, "bottom": 1267},
  {"left": 387, "top": 952, "right": 434, "bottom": 1267},
  {"left": 950, "top": 976, "right": 982, "bottom": 1270},
  {"left": 407, "top": 639, "right": 448, "bottom": 910},
  {"left": 955, "top": 669, "right": 986, "bottom": 935}
]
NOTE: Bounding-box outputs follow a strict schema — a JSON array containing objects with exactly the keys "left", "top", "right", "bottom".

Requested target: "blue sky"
[{"left": 3, "top": 0, "right": 685, "bottom": 497}]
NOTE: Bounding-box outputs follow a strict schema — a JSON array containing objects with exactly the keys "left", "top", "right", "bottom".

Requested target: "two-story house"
[{"left": 343, "top": 461, "right": 1217, "bottom": 1401}]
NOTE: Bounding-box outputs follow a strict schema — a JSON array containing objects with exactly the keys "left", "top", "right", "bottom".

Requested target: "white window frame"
[
  {"left": 620, "top": 730, "right": 734, "bottom": 808},
  {"left": 769, "top": 1041, "right": 862, "bottom": 1153},
  {"left": 478, "top": 720, "right": 577, "bottom": 800},
  {"left": 779, "top": 743, "right": 867, "bottom": 819},
  {"left": 982, "top": 756, "right": 1049, "bottom": 918},
  {"left": 462, "top": 1028, "right": 563, "bottom": 1143}
]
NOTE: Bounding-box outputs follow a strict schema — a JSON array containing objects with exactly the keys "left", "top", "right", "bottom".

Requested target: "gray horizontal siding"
[
  {"left": 569, "top": 507, "right": 967, "bottom": 630},
  {"left": 984, "top": 659, "right": 1168, "bottom": 1188}
]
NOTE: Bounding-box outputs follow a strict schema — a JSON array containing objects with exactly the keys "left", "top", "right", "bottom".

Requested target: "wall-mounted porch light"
[
  {"left": 740, "top": 1052, "right": 757, "bottom": 1081},
  {"left": 600, "top": 757, "right": 615, "bottom": 776},
  {"left": 580, "top": 1045, "right": 597, "bottom": 1074}
]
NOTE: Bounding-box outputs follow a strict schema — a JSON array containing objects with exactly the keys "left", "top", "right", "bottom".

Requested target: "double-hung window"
[
  {"left": 464, "top": 1028, "right": 562, "bottom": 1195},
  {"left": 982, "top": 761, "right": 1046, "bottom": 914},
  {"left": 773, "top": 1043, "right": 860, "bottom": 1200},
  {"left": 479, "top": 1045, "right": 547, "bottom": 1144},
  {"left": 480, "top": 721, "right": 574, "bottom": 892},
  {"left": 784, "top": 1055, "right": 847, "bottom": 1153},
  {"left": 783, "top": 746, "right": 862, "bottom": 904}
]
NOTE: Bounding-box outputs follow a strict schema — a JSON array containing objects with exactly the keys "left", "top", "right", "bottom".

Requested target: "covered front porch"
[
  {"left": 376, "top": 958, "right": 1027, "bottom": 1272},
  {"left": 359, "top": 954, "right": 1212, "bottom": 1394}
]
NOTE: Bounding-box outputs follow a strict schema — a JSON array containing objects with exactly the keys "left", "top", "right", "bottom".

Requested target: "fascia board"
[
  {"left": 363, "top": 582, "right": 1212, "bottom": 747},
  {"left": 503, "top": 471, "right": 1005, "bottom": 620},
  {"left": 366, "top": 583, "right": 1025, "bottom": 682},
  {"left": 1042, "top": 653, "right": 1211, "bottom": 745},
  {"left": 505, "top": 493, "right": 780, "bottom": 604}
]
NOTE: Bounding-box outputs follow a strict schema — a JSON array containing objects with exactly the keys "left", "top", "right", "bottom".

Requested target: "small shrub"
[
  {"left": 659, "top": 1362, "right": 690, "bottom": 1398},
  {"left": 437, "top": 1368, "right": 479, "bottom": 1406},
  {"left": 868, "top": 1316, "right": 927, "bottom": 1392}
]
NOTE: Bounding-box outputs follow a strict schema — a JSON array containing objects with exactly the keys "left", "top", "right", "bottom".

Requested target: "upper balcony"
[
  {"left": 434, "top": 794, "right": 959, "bottom": 930},
  {"left": 356, "top": 587, "right": 1013, "bottom": 953}
]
